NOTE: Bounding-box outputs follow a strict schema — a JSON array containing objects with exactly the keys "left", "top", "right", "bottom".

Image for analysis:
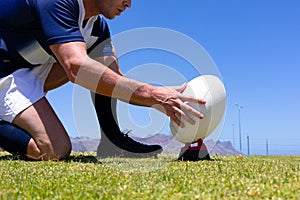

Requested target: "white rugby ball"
[{"left": 169, "top": 75, "right": 226, "bottom": 143}]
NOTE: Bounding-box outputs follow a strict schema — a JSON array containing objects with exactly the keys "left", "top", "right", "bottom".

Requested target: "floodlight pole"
[
  {"left": 232, "top": 124, "right": 235, "bottom": 148},
  {"left": 247, "top": 135, "right": 250, "bottom": 155},
  {"left": 235, "top": 103, "right": 243, "bottom": 153},
  {"left": 266, "top": 139, "right": 269, "bottom": 156}
]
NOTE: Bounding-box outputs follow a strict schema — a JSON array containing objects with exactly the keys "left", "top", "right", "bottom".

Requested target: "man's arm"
[
  {"left": 98, "top": 47, "right": 189, "bottom": 107},
  {"left": 50, "top": 41, "right": 205, "bottom": 127}
]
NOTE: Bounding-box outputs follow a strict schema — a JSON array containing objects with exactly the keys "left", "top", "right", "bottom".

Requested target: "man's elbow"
[{"left": 60, "top": 58, "right": 83, "bottom": 83}]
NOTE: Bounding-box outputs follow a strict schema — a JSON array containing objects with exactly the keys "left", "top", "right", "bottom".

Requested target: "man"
[{"left": 0, "top": 0, "right": 206, "bottom": 161}]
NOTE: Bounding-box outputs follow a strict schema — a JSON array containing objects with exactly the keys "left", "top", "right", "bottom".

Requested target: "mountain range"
[{"left": 71, "top": 134, "right": 241, "bottom": 155}]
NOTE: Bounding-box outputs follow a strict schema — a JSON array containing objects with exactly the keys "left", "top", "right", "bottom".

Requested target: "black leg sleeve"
[
  {"left": 91, "top": 92, "right": 123, "bottom": 142},
  {"left": 91, "top": 93, "right": 163, "bottom": 157},
  {"left": 0, "top": 121, "right": 32, "bottom": 157}
]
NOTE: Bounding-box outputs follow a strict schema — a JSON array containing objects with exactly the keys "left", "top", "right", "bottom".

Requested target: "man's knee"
[
  {"left": 26, "top": 139, "right": 43, "bottom": 160},
  {"left": 57, "top": 137, "right": 72, "bottom": 159},
  {"left": 27, "top": 138, "right": 71, "bottom": 161}
]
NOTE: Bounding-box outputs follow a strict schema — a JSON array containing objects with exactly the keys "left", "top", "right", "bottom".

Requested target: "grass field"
[{"left": 0, "top": 152, "right": 300, "bottom": 200}]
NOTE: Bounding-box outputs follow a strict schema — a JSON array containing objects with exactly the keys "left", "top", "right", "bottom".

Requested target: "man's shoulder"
[
  {"left": 92, "top": 15, "right": 110, "bottom": 35},
  {"left": 33, "top": 0, "right": 79, "bottom": 10}
]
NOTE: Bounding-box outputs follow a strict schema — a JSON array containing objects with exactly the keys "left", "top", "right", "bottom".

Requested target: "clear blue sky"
[{"left": 47, "top": 0, "right": 300, "bottom": 155}]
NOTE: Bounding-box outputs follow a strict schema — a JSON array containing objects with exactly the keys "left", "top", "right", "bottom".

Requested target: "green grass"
[{"left": 0, "top": 152, "right": 300, "bottom": 200}]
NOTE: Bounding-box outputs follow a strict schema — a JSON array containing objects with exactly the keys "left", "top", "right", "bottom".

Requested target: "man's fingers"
[
  {"left": 170, "top": 103, "right": 202, "bottom": 127},
  {"left": 198, "top": 99, "right": 206, "bottom": 104},
  {"left": 174, "top": 107, "right": 196, "bottom": 126},
  {"left": 170, "top": 113, "right": 185, "bottom": 128},
  {"left": 167, "top": 83, "right": 188, "bottom": 93},
  {"left": 180, "top": 94, "right": 206, "bottom": 105},
  {"left": 159, "top": 88, "right": 206, "bottom": 126},
  {"left": 176, "top": 83, "right": 188, "bottom": 93},
  {"left": 181, "top": 101, "right": 204, "bottom": 120}
]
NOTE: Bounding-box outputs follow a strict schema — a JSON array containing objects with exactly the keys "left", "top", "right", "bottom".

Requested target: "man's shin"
[{"left": 91, "top": 92, "right": 122, "bottom": 142}]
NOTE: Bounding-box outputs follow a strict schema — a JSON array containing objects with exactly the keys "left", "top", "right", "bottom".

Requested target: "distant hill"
[
  {"left": 71, "top": 134, "right": 241, "bottom": 155},
  {"left": 71, "top": 137, "right": 100, "bottom": 152}
]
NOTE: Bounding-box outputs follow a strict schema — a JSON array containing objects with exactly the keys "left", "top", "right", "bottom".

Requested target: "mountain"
[
  {"left": 70, "top": 134, "right": 241, "bottom": 155},
  {"left": 71, "top": 137, "right": 99, "bottom": 152}
]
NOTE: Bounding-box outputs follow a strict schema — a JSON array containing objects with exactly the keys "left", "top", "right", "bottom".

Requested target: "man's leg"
[
  {"left": 0, "top": 62, "right": 71, "bottom": 160},
  {"left": 45, "top": 57, "right": 162, "bottom": 158},
  {"left": 0, "top": 121, "right": 33, "bottom": 159},
  {"left": 92, "top": 93, "right": 163, "bottom": 158},
  {"left": 90, "top": 54, "right": 162, "bottom": 157},
  {"left": 0, "top": 97, "right": 71, "bottom": 161},
  {"left": 12, "top": 97, "right": 71, "bottom": 160}
]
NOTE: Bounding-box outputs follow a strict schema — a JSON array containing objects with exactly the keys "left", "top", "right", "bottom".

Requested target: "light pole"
[
  {"left": 235, "top": 103, "right": 243, "bottom": 152},
  {"left": 232, "top": 124, "right": 235, "bottom": 148},
  {"left": 247, "top": 134, "right": 250, "bottom": 155}
]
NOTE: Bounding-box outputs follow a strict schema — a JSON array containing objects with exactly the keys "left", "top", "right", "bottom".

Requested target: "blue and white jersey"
[{"left": 0, "top": 0, "right": 113, "bottom": 78}]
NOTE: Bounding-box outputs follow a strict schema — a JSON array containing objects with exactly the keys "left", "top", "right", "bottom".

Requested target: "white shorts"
[{"left": 0, "top": 62, "right": 53, "bottom": 122}]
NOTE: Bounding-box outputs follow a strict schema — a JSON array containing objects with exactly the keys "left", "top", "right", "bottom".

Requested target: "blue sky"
[{"left": 47, "top": 0, "right": 300, "bottom": 155}]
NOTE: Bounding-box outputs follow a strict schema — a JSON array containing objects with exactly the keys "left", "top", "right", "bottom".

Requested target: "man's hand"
[
  {"left": 151, "top": 86, "right": 206, "bottom": 128},
  {"left": 166, "top": 83, "right": 188, "bottom": 93}
]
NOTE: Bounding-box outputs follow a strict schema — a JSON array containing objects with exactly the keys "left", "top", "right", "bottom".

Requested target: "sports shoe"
[
  {"left": 177, "top": 139, "right": 211, "bottom": 161},
  {"left": 97, "top": 130, "right": 163, "bottom": 158}
]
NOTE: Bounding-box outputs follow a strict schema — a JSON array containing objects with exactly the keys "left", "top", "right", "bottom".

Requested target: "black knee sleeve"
[
  {"left": 0, "top": 121, "right": 32, "bottom": 157},
  {"left": 91, "top": 93, "right": 122, "bottom": 141}
]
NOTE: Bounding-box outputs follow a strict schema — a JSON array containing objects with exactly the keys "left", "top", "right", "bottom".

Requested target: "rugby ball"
[{"left": 169, "top": 75, "right": 226, "bottom": 143}]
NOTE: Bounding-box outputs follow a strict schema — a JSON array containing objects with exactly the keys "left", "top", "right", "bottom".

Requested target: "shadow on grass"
[
  {"left": 64, "top": 155, "right": 101, "bottom": 164},
  {"left": 174, "top": 158, "right": 218, "bottom": 162},
  {"left": 0, "top": 152, "right": 101, "bottom": 163},
  {"left": 0, "top": 152, "right": 225, "bottom": 163},
  {"left": 0, "top": 154, "right": 22, "bottom": 161},
  {"left": 172, "top": 155, "right": 227, "bottom": 162}
]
